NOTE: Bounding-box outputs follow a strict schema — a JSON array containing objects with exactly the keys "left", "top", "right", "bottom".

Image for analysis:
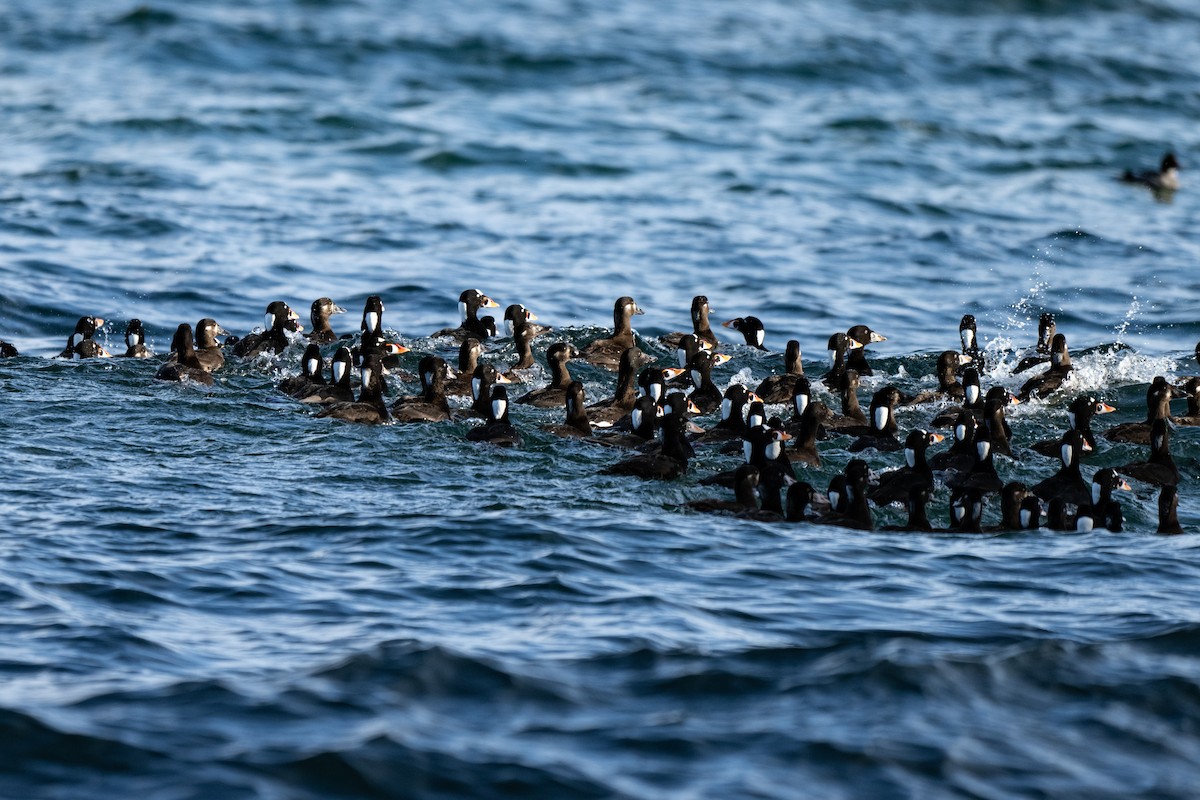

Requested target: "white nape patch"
[
  {"left": 1061, "top": 442, "right": 1073, "bottom": 467},
  {"left": 976, "top": 440, "right": 990, "bottom": 460},
  {"left": 955, "top": 423, "right": 967, "bottom": 442},
  {"left": 873, "top": 406, "right": 889, "bottom": 431},
  {"left": 1021, "top": 508, "right": 1034, "bottom": 528},
  {"left": 1052, "top": 351, "right": 1062, "bottom": 366},
  {"left": 631, "top": 408, "right": 644, "bottom": 430},
  {"left": 265, "top": 312, "right": 275, "bottom": 331},
  {"left": 423, "top": 371, "right": 434, "bottom": 388},
  {"left": 492, "top": 398, "right": 507, "bottom": 420},
  {"left": 720, "top": 398, "right": 732, "bottom": 421},
  {"left": 471, "top": 377, "right": 482, "bottom": 400},
  {"left": 742, "top": 439, "right": 753, "bottom": 463},
  {"left": 69, "top": 334, "right": 77, "bottom": 348},
  {"left": 952, "top": 501, "right": 965, "bottom": 522},
  {"left": 360, "top": 367, "right": 372, "bottom": 389},
  {"left": 755, "top": 329, "right": 765, "bottom": 347},
  {"left": 1153, "top": 435, "right": 1163, "bottom": 451},
  {"left": 905, "top": 448, "right": 916, "bottom": 469},
  {"left": 748, "top": 411, "right": 764, "bottom": 429},
  {"left": 961, "top": 329, "right": 974, "bottom": 350},
  {"left": 1067, "top": 411, "right": 1076, "bottom": 430},
  {"left": 365, "top": 311, "right": 380, "bottom": 332},
  {"left": 333, "top": 361, "right": 347, "bottom": 383},
  {"left": 1076, "top": 515, "right": 1094, "bottom": 532},
  {"left": 649, "top": 383, "right": 663, "bottom": 401},
  {"left": 567, "top": 397, "right": 576, "bottom": 415},
  {"left": 793, "top": 395, "right": 808, "bottom": 417},
  {"left": 766, "top": 441, "right": 782, "bottom": 461},
  {"left": 306, "top": 358, "right": 320, "bottom": 377},
  {"left": 458, "top": 300, "right": 468, "bottom": 322},
  {"left": 965, "top": 385, "right": 980, "bottom": 405},
  {"left": 676, "top": 349, "right": 688, "bottom": 368},
  {"left": 691, "top": 370, "right": 703, "bottom": 387},
  {"left": 505, "top": 320, "right": 515, "bottom": 337},
  {"left": 829, "top": 351, "right": 837, "bottom": 365},
  {"left": 1092, "top": 482, "right": 1102, "bottom": 505},
  {"left": 828, "top": 489, "right": 842, "bottom": 508}
]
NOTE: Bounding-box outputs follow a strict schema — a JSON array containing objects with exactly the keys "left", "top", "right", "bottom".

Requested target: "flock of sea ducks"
[
  {"left": 0, "top": 156, "right": 1185, "bottom": 533},
  {"left": 0, "top": 275, "right": 1193, "bottom": 536}
]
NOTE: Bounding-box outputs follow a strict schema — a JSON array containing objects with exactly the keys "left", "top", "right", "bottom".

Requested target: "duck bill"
[
  {"left": 1096, "top": 402, "right": 1116, "bottom": 414},
  {"left": 483, "top": 297, "right": 500, "bottom": 308},
  {"left": 929, "top": 433, "right": 945, "bottom": 444},
  {"left": 494, "top": 373, "right": 514, "bottom": 384},
  {"left": 846, "top": 338, "right": 864, "bottom": 350},
  {"left": 661, "top": 368, "right": 685, "bottom": 380},
  {"left": 721, "top": 319, "right": 738, "bottom": 328},
  {"left": 686, "top": 399, "right": 702, "bottom": 415},
  {"left": 332, "top": 305, "right": 347, "bottom": 314},
  {"left": 712, "top": 353, "right": 733, "bottom": 366},
  {"left": 869, "top": 332, "right": 886, "bottom": 343},
  {"left": 957, "top": 354, "right": 973, "bottom": 365},
  {"left": 384, "top": 343, "right": 410, "bottom": 355}
]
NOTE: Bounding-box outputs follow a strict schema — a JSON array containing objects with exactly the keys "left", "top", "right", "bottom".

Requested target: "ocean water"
[{"left": 2, "top": 0, "right": 1200, "bottom": 797}]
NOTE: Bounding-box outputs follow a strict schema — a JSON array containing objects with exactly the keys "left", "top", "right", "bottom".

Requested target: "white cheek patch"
[
  {"left": 458, "top": 301, "right": 468, "bottom": 322},
  {"left": 492, "top": 399, "right": 507, "bottom": 420},
  {"left": 966, "top": 385, "right": 980, "bottom": 405},
  {"left": 333, "top": 361, "right": 347, "bottom": 383},
  {"left": 742, "top": 439, "right": 753, "bottom": 463},
  {"left": 307, "top": 358, "right": 320, "bottom": 377},
  {"left": 265, "top": 313, "right": 275, "bottom": 331},
  {"left": 793, "top": 395, "right": 809, "bottom": 416},
  {"left": 691, "top": 370, "right": 703, "bottom": 386},
  {"left": 873, "top": 406, "right": 889, "bottom": 431},
  {"left": 905, "top": 448, "right": 916, "bottom": 469},
  {"left": 720, "top": 398, "right": 732, "bottom": 421},
  {"left": 472, "top": 377, "right": 482, "bottom": 400},
  {"left": 1061, "top": 443, "right": 1073, "bottom": 467},
  {"left": 365, "top": 312, "right": 380, "bottom": 332}
]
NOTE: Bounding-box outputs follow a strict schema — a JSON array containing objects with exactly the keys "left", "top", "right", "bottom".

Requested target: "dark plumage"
[
  {"left": 1012, "top": 312, "right": 1056, "bottom": 374},
  {"left": 603, "top": 392, "right": 694, "bottom": 479},
  {"left": 662, "top": 295, "right": 717, "bottom": 348},
  {"left": 193, "top": 318, "right": 228, "bottom": 372},
  {"left": 298, "top": 347, "right": 355, "bottom": 404},
  {"left": 722, "top": 316, "right": 767, "bottom": 350},
  {"left": 517, "top": 343, "right": 579, "bottom": 408},
  {"left": 586, "top": 347, "right": 647, "bottom": 425},
  {"left": 316, "top": 354, "right": 390, "bottom": 424},
  {"left": 880, "top": 485, "right": 937, "bottom": 532},
  {"left": 155, "top": 324, "right": 212, "bottom": 385},
  {"left": 279, "top": 343, "right": 326, "bottom": 397},
  {"left": 391, "top": 355, "right": 453, "bottom": 423},
  {"left": 847, "top": 386, "right": 904, "bottom": 452},
  {"left": 446, "top": 338, "right": 483, "bottom": 397},
  {"left": 122, "top": 319, "right": 152, "bottom": 358},
  {"left": 432, "top": 289, "right": 500, "bottom": 340},
  {"left": 1031, "top": 430, "right": 1090, "bottom": 506},
  {"left": 1017, "top": 333, "right": 1072, "bottom": 401},
  {"left": 1031, "top": 395, "right": 1115, "bottom": 457},
  {"left": 903, "top": 351, "right": 972, "bottom": 405},
  {"left": 1157, "top": 485, "right": 1184, "bottom": 535},
  {"left": 994, "top": 482, "right": 1029, "bottom": 531},
  {"left": 845, "top": 325, "right": 886, "bottom": 376},
  {"left": 307, "top": 297, "right": 347, "bottom": 343},
  {"left": 685, "top": 349, "right": 730, "bottom": 414},
  {"left": 232, "top": 301, "right": 302, "bottom": 358},
  {"left": 823, "top": 332, "right": 863, "bottom": 390},
  {"left": 542, "top": 381, "right": 594, "bottom": 439},
  {"left": 958, "top": 314, "right": 985, "bottom": 372},
  {"left": 581, "top": 296, "right": 644, "bottom": 369},
  {"left": 686, "top": 464, "right": 763, "bottom": 516},
  {"left": 1114, "top": 418, "right": 1180, "bottom": 487},
  {"left": 929, "top": 411, "right": 979, "bottom": 474},
  {"left": 0, "top": 337, "right": 17, "bottom": 357},
  {"left": 503, "top": 303, "right": 545, "bottom": 338},
  {"left": 1119, "top": 152, "right": 1180, "bottom": 193},
  {"left": 467, "top": 363, "right": 512, "bottom": 420},
  {"left": 1172, "top": 377, "right": 1200, "bottom": 426},
  {"left": 931, "top": 367, "right": 982, "bottom": 427},
  {"left": 1105, "top": 376, "right": 1182, "bottom": 443},
  {"left": 466, "top": 385, "right": 523, "bottom": 447},
  {"left": 58, "top": 316, "right": 111, "bottom": 359},
  {"left": 754, "top": 340, "right": 804, "bottom": 403},
  {"left": 948, "top": 486, "right": 985, "bottom": 533},
  {"left": 787, "top": 401, "right": 833, "bottom": 468},
  {"left": 824, "top": 369, "right": 868, "bottom": 431},
  {"left": 820, "top": 459, "right": 873, "bottom": 531},
  {"left": 869, "top": 429, "right": 943, "bottom": 505}
]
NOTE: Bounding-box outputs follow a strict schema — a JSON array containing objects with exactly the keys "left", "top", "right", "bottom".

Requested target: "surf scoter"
[
  {"left": 316, "top": 354, "right": 390, "bottom": 424},
  {"left": 581, "top": 296, "right": 644, "bottom": 369},
  {"left": 58, "top": 316, "right": 111, "bottom": 359},
  {"left": 297, "top": 346, "right": 355, "bottom": 404},
  {"left": 391, "top": 355, "right": 453, "bottom": 423},
  {"left": 722, "top": 316, "right": 767, "bottom": 350},
  {"left": 754, "top": 340, "right": 804, "bottom": 403},
  {"left": 846, "top": 324, "right": 885, "bottom": 376},
  {"left": 307, "top": 298, "right": 347, "bottom": 343},
  {"left": 155, "top": 324, "right": 212, "bottom": 385},
  {"left": 432, "top": 289, "right": 500, "bottom": 341},
  {"left": 1119, "top": 152, "right": 1180, "bottom": 193},
  {"left": 232, "top": 301, "right": 302, "bottom": 358},
  {"left": 517, "top": 342, "right": 579, "bottom": 408},
  {"left": 122, "top": 319, "right": 152, "bottom": 358}
]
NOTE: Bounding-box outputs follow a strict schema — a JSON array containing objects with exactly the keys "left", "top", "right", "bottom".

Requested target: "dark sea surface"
[{"left": 2, "top": 1, "right": 1200, "bottom": 797}]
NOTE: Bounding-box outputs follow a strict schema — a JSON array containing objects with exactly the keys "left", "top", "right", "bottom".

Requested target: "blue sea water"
[{"left": 2, "top": 0, "right": 1200, "bottom": 797}]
